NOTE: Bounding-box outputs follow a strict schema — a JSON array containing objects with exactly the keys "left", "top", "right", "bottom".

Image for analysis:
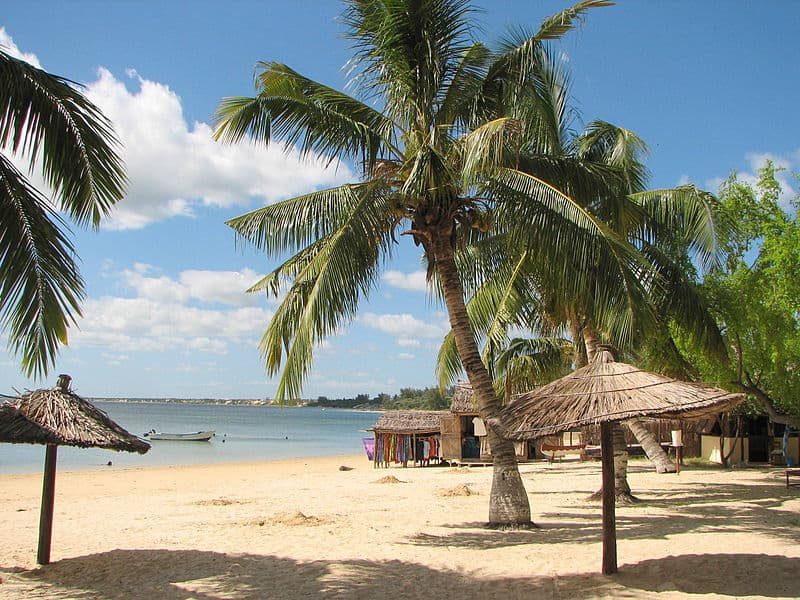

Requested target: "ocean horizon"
[{"left": 1, "top": 401, "right": 380, "bottom": 475}]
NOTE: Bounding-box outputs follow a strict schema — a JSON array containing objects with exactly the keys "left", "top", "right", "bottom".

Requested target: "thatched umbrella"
[
  {"left": 0, "top": 374, "right": 149, "bottom": 564},
  {"left": 494, "top": 349, "right": 743, "bottom": 575}
]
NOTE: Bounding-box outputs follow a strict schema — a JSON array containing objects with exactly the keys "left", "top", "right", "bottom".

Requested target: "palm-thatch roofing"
[
  {"left": 498, "top": 350, "right": 744, "bottom": 440},
  {"left": 0, "top": 384, "right": 149, "bottom": 453},
  {"left": 450, "top": 381, "right": 479, "bottom": 413},
  {"left": 373, "top": 410, "right": 449, "bottom": 434},
  {"left": 0, "top": 403, "right": 60, "bottom": 445}
]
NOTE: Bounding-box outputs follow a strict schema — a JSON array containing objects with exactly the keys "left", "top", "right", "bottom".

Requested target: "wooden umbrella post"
[
  {"left": 600, "top": 422, "right": 618, "bottom": 575},
  {"left": 37, "top": 444, "right": 58, "bottom": 565}
]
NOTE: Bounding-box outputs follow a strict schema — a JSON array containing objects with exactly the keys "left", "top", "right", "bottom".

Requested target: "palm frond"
[
  {"left": 630, "top": 185, "right": 728, "bottom": 270},
  {"left": 477, "top": 1, "right": 611, "bottom": 114},
  {"left": 226, "top": 181, "right": 392, "bottom": 257},
  {"left": 491, "top": 168, "right": 655, "bottom": 346},
  {"left": 214, "top": 62, "right": 399, "bottom": 171},
  {"left": 244, "top": 185, "right": 395, "bottom": 400},
  {"left": 535, "top": 1, "right": 614, "bottom": 40},
  {"left": 436, "top": 330, "right": 463, "bottom": 389},
  {"left": 0, "top": 156, "right": 84, "bottom": 377},
  {"left": 640, "top": 242, "right": 726, "bottom": 360},
  {"left": 459, "top": 117, "right": 520, "bottom": 184},
  {"left": 343, "top": 0, "right": 476, "bottom": 129},
  {"left": 576, "top": 120, "right": 649, "bottom": 193},
  {"left": 496, "top": 336, "right": 572, "bottom": 395},
  {"left": 0, "top": 50, "right": 125, "bottom": 228},
  {"left": 436, "top": 42, "right": 493, "bottom": 128}
]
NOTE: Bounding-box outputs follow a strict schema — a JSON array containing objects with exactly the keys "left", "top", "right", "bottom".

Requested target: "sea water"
[{"left": 0, "top": 402, "right": 379, "bottom": 475}]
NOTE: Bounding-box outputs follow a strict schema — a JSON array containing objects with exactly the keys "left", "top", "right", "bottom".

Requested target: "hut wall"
[
  {"left": 700, "top": 435, "right": 750, "bottom": 464},
  {"left": 583, "top": 420, "right": 704, "bottom": 457},
  {"left": 440, "top": 414, "right": 462, "bottom": 461}
]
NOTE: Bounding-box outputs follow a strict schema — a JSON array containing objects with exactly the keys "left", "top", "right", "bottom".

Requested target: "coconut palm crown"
[
  {"left": 0, "top": 49, "right": 126, "bottom": 377},
  {"left": 214, "top": 0, "right": 631, "bottom": 525}
]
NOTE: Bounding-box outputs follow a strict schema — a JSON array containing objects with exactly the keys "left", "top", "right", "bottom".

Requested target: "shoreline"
[
  {"left": 0, "top": 452, "right": 367, "bottom": 479},
  {"left": 2, "top": 456, "right": 799, "bottom": 599}
]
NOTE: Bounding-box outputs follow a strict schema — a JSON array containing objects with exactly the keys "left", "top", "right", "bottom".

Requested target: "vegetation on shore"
[{"left": 92, "top": 386, "right": 452, "bottom": 410}]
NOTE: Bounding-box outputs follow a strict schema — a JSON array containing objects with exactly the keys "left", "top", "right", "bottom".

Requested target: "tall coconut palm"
[
  {"left": 0, "top": 49, "right": 126, "bottom": 377},
  {"left": 214, "top": 0, "right": 630, "bottom": 526},
  {"left": 437, "top": 49, "right": 727, "bottom": 494}
]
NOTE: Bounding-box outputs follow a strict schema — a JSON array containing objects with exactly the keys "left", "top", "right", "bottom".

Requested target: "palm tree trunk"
[
  {"left": 432, "top": 233, "right": 532, "bottom": 527},
  {"left": 611, "top": 422, "right": 632, "bottom": 498},
  {"left": 627, "top": 419, "right": 676, "bottom": 473}
]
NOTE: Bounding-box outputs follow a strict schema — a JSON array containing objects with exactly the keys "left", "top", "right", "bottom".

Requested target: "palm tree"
[
  {"left": 0, "top": 49, "right": 126, "bottom": 377},
  {"left": 214, "top": 0, "right": 626, "bottom": 526},
  {"left": 437, "top": 50, "right": 727, "bottom": 496}
]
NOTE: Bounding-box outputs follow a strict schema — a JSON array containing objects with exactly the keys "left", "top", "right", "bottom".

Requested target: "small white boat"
[{"left": 144, "top": 430, "right": 215, "bottom": 441}]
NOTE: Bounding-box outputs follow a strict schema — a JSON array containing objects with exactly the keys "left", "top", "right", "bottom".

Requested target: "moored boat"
[{"left": 144, "top": 430, "right": 214, "bottom": 441}]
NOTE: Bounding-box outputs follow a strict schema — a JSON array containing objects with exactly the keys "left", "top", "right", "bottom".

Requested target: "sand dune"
[{"left": 1, "top": 455, "right": 798, "bottom": 599}]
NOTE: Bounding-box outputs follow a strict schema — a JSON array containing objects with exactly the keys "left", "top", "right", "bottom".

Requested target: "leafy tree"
[
  {"left": 679, "top": 161, "right": 800, "bottom": 426},
  {"left": 0, "top": 49, "right": 126, "bottom": 377},
  {"left": 214, "top": 0, "right": 626, "bottom": 526}
]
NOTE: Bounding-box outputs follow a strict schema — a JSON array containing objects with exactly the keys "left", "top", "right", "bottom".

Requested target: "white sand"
[{"left": 1, "top": 455, "right": 798, "bottom": 599}]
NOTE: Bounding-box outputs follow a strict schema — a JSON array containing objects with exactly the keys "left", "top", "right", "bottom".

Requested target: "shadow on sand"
[{"left": 4, "top": 549, "right": 799, "bottom": 599}]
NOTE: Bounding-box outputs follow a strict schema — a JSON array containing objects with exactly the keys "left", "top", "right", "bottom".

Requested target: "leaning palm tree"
[
  {"left": 0, "top": 49, "right": 126, "bottom": 377},
  {"left": 214, "top": 0, "right": 627, "bottom": 526},
  {"left": 437, "top": 50, "right": 727, "bottom": 494}
]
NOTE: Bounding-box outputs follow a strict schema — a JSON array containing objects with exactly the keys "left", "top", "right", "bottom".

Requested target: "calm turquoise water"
[{"left": 0, "top": 402, "right": 379, "bottom": 474}]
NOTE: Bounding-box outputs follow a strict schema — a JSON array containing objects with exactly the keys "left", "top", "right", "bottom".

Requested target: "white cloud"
[
  {"left": 382, "top": 270, "right": 428, "bottom": 291},
  {"left": 178, "top": 269, "right": 269, "bottom": 306},
  {"left": 706, "top": 150, "right": 798, "bottom": 210},
  {"left": 397, "top": 353, "right": 415, "bottom": 360},
  {"left": 397, "top": 337, "right": 420, "bottom": 347},
  {"left": 359, "top": 312, "right": 447, "bottom": 339},
  {"left": 70, "top": 265, "right": 276, "bottom": 355},
  {"left": 0, "top": 28, "right": 41, "bottom": 67},
  {"left": 119, "top": 264, "right": 268, "bottom": 307},
  {"left": 80, "top": 68, "right": 353, "bottom": 229},
  {"left": 1, "top": 32, "right": 352, "bottom": 230}
]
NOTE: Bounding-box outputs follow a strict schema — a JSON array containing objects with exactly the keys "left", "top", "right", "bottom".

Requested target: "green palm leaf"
[
  {"left": 0, "top": 156, "right": 84, "bottom": 377},
  {"left": 215, "top": 62, "right": 399, "bottom": 171},
  {"left": 0, "top": 50, "right": 125, "bottom": 228}
]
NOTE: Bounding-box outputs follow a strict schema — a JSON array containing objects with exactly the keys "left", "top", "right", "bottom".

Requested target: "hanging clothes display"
[{"left": 373, "top": 432, "right": 441, "bottom": 467}]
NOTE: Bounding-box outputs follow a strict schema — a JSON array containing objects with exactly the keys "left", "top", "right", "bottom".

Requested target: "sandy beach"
[{"left": 1, "top": 455, "right": 798, "bottom": 599}]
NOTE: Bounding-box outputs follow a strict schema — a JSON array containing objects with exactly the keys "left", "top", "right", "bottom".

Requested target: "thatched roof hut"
[
  {"left": 372, "top": 411, "right": 449, "bottom": 468},
  {"left": 373, "top": 410, "right": 448, "bottom": 434},
  {"left": 449, "top": 381, "right": 478, "bottom": 413},
  {"left": 0, "top": 374, "right": 149, "bottom": 565}
]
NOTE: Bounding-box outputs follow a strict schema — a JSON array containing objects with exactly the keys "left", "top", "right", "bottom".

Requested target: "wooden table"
[{"left": 786, "top": 469, "right": 800, "bottom": 488}]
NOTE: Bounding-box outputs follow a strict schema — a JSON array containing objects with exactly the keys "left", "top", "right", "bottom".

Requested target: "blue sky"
[{"left": 1, "top": 1, "right": 798, "bottom": 399}]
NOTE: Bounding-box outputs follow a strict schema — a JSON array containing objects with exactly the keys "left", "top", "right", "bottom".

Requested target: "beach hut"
[
  {"left": 0, "top": 374, "right": 149, "bottom": 564},
  {"left": 495, "top": 349, "right": 743, "bottom": 575},
  {"left": 441, "top": 382, "right": 528, "bottom": 464},
  {"left": 372, "top": 410, "right": 447, "bottom": 467}
]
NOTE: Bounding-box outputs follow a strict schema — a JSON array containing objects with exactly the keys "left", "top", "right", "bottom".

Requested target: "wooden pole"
[
  {"left": 600, "top": 422, "right": 618, "bottom": 574},
  {"left": 37, "top": 444, "right": 58, "bottom": 565}
]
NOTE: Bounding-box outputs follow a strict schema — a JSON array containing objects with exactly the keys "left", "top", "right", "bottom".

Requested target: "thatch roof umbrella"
[
  {"left": 494, "top": 349, "right": 743, "bottom": 575},
  {"left": 0, "top": 374, "right": 149, "bottom": 564}
]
